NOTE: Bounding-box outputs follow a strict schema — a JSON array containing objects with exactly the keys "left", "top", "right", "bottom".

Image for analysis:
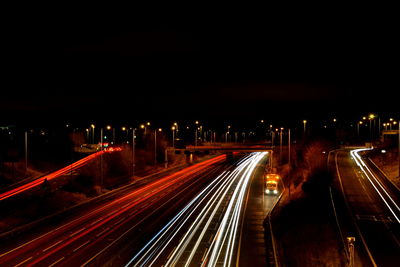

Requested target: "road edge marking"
[{"left": 335, "top": 150, "right": 377, "bottom": 267}]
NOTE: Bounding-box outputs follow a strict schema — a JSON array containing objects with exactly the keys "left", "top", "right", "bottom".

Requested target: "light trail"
[
  {"left": 351, "top": 149, "right": 400, "bottom": 223},
  {"left": 127, "top": 152, "right": 267, "bottom": 267},
  {"left": 0, "top": 148, "right": 121, "bottom": 201},
  {"left": 0, "top": 154, "right": 226, "bottom": 266}
]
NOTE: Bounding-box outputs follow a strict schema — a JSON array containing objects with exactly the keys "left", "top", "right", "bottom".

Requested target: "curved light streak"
[
  {"left": 127, "top": 152, "right": 267, "bottom": 267},
  {"left": 351, "top": 149, "right": 400, "bottom": 223}
]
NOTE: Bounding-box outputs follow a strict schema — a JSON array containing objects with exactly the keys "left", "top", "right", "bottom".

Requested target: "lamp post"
[
  {"left": 121, "top": 127, "right": 127, "bottom": 143},
  {"left": 154, "top": 129, "right": 157, "bottom": 165},
  {"left": 357, "top": 121, "right": 363, "bottom": 138},
  {"left": 280, "top": 127, "right": 283, "bottom": 164},
  {"left": 91, "top": 124, "right": 95, "bottom": 144},
  {"left": 303, "top": 120, "right": 307, "bottom": 135},
  {"left": 171, "top": 126, "right": 176, "bottom": 148},
  {"left": 25, "top": 131, "right": 28, "bottom": 173},
  {"left": 132, "top": 128, "right": 136, "bottom": 178},
  {"left": 227, "top": 125, "right": 231, "bottom": 143},
  {"left": 195, "top": 129, "right": 198, "bottom": 147},
  {"left": 100, "top": 127, "right": 104, "bottom": 189},
  {"left": 142, "top": 122, "right": 150, "bottom": 135},
  {"left": 154, "top": 128, "right": 162, "bottom": 165},
  {"left": 195, "top": 121, "right": 199, "bottom": 146},
  {"left": 288, "top": 128, "right": 291, "bottom": 165},
  {"left": 368, "top": 114, "right": 375, "bottom": 140}
]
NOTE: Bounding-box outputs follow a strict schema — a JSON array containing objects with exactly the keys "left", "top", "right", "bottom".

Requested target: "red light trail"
[{"left": 0, "top": 148, "right": 121, "bottom": 202}]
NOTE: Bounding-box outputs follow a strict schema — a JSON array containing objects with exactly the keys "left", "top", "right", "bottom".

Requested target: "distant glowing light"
[{"left": 106, "top": 125, "right": 111, "bottom": 130}]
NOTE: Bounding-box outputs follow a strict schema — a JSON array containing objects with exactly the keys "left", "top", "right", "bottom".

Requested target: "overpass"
[{"left": 168, "top": 143, "right": 273, "bottom": 153}]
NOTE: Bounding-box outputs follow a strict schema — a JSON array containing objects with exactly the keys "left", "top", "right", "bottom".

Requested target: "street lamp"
[
  {"left": 303, "top": 120, "right": 307, "bottom": 135},
  {"left": 398, "top": 120, "right": 400, "bottom": 177},
  {"left": 105, "top": 125, "right": 115, "bottom": 144},
  {"left": 25, "top": 131, "right": 28, "bottom": 173},
  {"left": 194, "top": 121, "right": 199, "bottom": 146},
  {"left": 91, "top": 124, "right": 95, "bottom": 144},
  {"left": 171, "top": 126, "right": 176, "bottom": 148},
  {"left": 280, "top": 127, "right": 283, "bottom": 164},
  {"left": 132, "top": 128, "right": 136, "bottom": 178},
  {"left": 357, "top": 121, "right": 363, "bottom": 137},
  {"left": 122, "top": 127, "right": 128, "bottom": 143},
  {"left": 85, "top": 128, "right": 89, "bottom": 143},
  {"left": 154, "top": 128, "right": 162, "bottom": 165},
  {"left": 368, "top": 114, "right": 375, "bottom": 140}
]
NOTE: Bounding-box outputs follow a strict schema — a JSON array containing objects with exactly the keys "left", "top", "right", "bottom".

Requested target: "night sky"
[{"left": 2, "top": 5, "right": 398, "bottom": 125}]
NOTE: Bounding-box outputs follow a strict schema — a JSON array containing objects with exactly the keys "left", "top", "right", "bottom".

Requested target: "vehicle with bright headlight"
[{"left": 265, "top": 173, "right": 280, "bottom": 195}]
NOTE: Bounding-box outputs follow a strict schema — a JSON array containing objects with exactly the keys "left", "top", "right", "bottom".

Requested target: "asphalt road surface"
[
  {"left": 334, "top": 148, "right": 400, "bottom": 267},
  {"left": 126, "top": 152, "right": 270, "bottom": 267},
  {"left": 0, "top": 154, "right": 228, "bottom": 266}
]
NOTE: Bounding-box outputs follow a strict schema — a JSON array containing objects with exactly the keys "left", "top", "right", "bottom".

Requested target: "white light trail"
[
  {"left": 126, "top": 152, "right": 267, "bottom": 267},
  {"left": 351, "top": 149, "right": 400, "bottom": 223}
]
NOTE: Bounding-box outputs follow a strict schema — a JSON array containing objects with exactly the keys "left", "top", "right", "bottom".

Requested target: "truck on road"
[{"left": 264, "top": 173, "right": 280, "bottom": 195}]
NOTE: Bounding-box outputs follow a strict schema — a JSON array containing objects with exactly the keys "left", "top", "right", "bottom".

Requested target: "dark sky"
[{"left": 2, "top": 5, "right": 398, "bottom": 125}]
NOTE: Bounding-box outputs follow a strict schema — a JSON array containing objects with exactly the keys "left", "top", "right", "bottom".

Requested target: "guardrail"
[
  {"left": 264, "top": 183, "right": 285, "bottom": 266},
  {"left": 0, "top": 162, "right": 189, "bottom": 242}
]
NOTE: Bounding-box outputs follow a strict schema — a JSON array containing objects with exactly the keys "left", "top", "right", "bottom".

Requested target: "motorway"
[
  {"left": 0, "top": 147, "right": 121, "bottom": 202},
  {"left": 0, "top": 154, "right": 227, "bottom": 266},
  {"left": 126, "top": 152, "right": 270, "bottom": 267},
  {"left": 334, "top": 148, "right": 400, "bottom": 267}
]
